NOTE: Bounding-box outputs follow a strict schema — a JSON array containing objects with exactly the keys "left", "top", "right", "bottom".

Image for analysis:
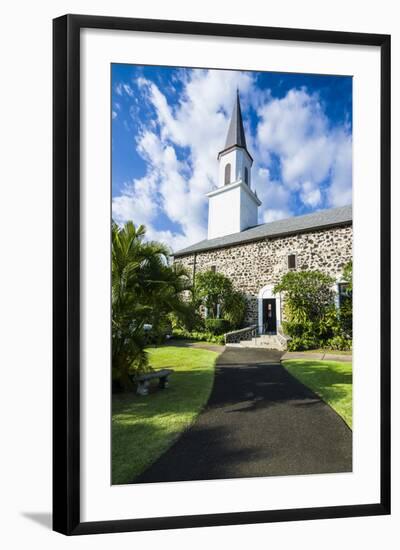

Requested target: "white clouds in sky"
[
  {"left": 115, "top": 82, "right": 134, "bottom": 97},
  {"left": 112, "top": 70, "right": 352, "bottom": 251},
  {"left": 257, "top": 88, "right": 352, "bottom": 210},
  {"left": 113, "top": 70, "right": 259, "bottom": 251}
]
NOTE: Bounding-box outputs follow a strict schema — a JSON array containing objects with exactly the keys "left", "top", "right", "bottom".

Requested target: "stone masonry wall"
[{"left": 174, "top": 224, "right": 352, "bottom": 327}]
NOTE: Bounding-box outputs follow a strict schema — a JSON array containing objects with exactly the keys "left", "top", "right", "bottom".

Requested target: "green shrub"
[
  {"left": 282, "top": 319, "right": 314, "bottom": 338},
  {"left": 275, "top": 270, "right": 353, "bottom": 351},
  {"left": 282, "top": 318, "right": 323, "bottom": 351},
  {"left": 326, "top": 335, "right": 352, "bottom": 351},
  {"left": 283, "top": 309, "right": 342, "bottom": 351},
  {"left": 342, "top": 260, "right": 353, "bottom": 292},
  {"left": 338, "top": 260, "right": 352, "bottom": 338},
  {"left": 338, "top": 298, "right": 352, "bottom": 338},
  {"left": 204, "top": 318, "right": 231, "bottom": 335},
  {"left": 223, "top": 291, "right": 247, "bottom": 328},
  {"left": 194, "top": 270, "right": 246, "bottom": 328},
  {"left": 274, "top": 271, "right": 336, "bottom": 324},
  {"left": 171, "top": 328, "right": 190, "bottom": 339},
  {"left": 287, "top": 336, "right": 322, "bottom": 352},
  {"left": 283, "top": 318, "right": 322, "bottom": 351},
  {"left": 172, "top": 328, "right": 225, "bottom": 345},
  {"left": 193, "top": 330, "right": 225, "bottom": 345},
  {"left": 168, "top": 309, "right": 204, "bottom": 332},
  {"left": 195, "top": 271, "right": 233, "bottom": 318}
]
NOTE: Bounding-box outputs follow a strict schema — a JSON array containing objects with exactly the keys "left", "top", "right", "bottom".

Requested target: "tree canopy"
[
  {"left": 112, "top": 221, "right": 191, "bottom": 390},
  {"left": 194, "top": 270, "right": 246, "bottom": 328},
  {"left": 342, "top": 260, "right": 353, "bottom": 292},
  {"left": 274, "top": 271, "right": 335, "bottom": 324},
  {"left": 274, "top": 269, "right": 352, "bottom": 351}
]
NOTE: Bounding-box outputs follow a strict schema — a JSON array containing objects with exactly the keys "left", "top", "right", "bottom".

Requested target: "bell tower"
[{"left": 206, "top": 90, "right": 261, "bottom": 240}]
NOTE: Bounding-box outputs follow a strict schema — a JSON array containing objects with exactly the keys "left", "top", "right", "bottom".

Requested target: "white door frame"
[{"left": 258, "top": 284, "right": 281, "bottom": 333}]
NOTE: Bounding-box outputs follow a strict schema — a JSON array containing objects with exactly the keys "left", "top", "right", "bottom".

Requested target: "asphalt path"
[{"left": 134, "top": 347, "right": 352, "bottom": 483}]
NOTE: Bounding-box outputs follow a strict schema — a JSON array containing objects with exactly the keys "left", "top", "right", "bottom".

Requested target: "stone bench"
[{"left": 130, "top": 369, "right": 174, "bottom": 396}]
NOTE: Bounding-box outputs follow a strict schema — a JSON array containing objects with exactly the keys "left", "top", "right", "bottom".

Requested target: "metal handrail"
[{"left": 250, "top": 323, "right": 270, "bottom": 340}]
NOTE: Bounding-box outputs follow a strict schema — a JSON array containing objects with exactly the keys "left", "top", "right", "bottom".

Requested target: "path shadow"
[
  {"left": 122, "top": 348, "right": 352, "bottom": 485},
  {"left": 133, "top": 358, "right": 352, "bottom": 484},
  {"left": 218, "top": 347, "right": 285, "bottom": 365},
  {"left": 134, "top": 396, "right": 352, "bottom": 484}
]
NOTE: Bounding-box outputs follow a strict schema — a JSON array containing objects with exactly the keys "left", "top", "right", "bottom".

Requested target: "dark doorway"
[{"left": 263, "top": 298, "right": 277, "bottom": 334}]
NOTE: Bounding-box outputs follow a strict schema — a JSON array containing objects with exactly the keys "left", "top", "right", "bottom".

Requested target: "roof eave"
[{"left": 173, "top": 219, "right": 352, "bottom": 258}]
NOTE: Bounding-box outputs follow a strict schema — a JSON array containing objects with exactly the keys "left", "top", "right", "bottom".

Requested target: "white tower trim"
[
  {"left": 207, "top": 91, "right": 261, "bottom": 240},
  {"left": 206, "top": 180, "right": 261, "bottom": 239}
]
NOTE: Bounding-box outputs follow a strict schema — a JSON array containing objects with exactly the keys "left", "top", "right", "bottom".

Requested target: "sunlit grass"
[
  {"left": 112, "top": 346, "right": 218, "bottom": 484},
  {"left": 282, "top": 360, "right": 352, "bottom": 428}
]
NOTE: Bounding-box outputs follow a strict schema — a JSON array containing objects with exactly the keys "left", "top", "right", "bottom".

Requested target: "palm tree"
[{"left": 112, "top": 221, "right": 192, "bottom": 391}]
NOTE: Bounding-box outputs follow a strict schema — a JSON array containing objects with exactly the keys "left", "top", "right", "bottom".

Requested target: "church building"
[{"left": 173, "top": 92, "right": 352, "bottom": 343}]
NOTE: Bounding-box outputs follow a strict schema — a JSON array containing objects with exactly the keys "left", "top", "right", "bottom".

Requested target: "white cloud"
[
  {"left": 123, "top": 83, "right": 134, "bottom": 96},
  {"left": 114, "top": 70, "right": 261, "bottom": 251},
  {"left": 112, "top": 172, "right": 159, "bottom": 228},
  {"left": 257, "top": 88, "right": 352, "bottom": 208},
  {"left": 254, "top": 168, "right": 292, "bottom": 223},
  {"left": 327, "top": 132, "right": 352, "bottom": 207},
  {"left": 263, "top": 209, "right": 292, "bottom": 223},
  {"left": 112, "top": 72, "right": 352, "bottom": 251},
  {"left": 115, "top": 82, "right": 134, "bottom": 97},
  {"left": 300, "top": 181, "right": 322, "bottom": 208}
]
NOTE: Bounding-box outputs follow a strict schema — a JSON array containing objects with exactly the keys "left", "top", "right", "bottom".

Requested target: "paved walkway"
[
  {"left": 135, "top": 347, "right": 352, "bottom": 484},
  {"left": 282, "top": 351, "right": 352, "bottom": 362}
]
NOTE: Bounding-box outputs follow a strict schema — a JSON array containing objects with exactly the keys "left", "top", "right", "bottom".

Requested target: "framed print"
[{"left": 53, "top": 14, "right": 391, "bottom": 535}]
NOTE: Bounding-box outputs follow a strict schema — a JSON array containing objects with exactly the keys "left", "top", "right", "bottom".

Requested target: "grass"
[
  {"left": 282, "top": 360, "right": 352, "bottom": 428},
  {"left": 112, "top": 346, "right": 218, "bottom": 485}
]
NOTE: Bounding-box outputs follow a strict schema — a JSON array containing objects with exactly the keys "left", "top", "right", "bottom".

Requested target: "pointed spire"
[{"left": 224, "top": 89, "right": 247, "bottom": 150}]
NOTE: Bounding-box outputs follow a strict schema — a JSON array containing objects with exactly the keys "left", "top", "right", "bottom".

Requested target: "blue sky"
[{"left": 112, "top": 64, "right": 352, "bottom": 251}]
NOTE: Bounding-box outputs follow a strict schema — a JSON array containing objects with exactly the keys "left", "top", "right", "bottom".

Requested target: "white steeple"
[{"left": 206, "top": 91, "right": 261, "bottom": 240}]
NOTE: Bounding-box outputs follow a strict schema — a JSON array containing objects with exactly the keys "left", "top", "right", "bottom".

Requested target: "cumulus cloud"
[
  {"left": 327, "top": 132, "right": 353, "bottom": 207},
  {"left": 113, "top": 70, "right": 261, "bottom": 251},
  {"left": 112, "top": 71, "right": 352, "bottom": 251},
  {"left": 257, "top": 88, "right": 352, "bottom": 208},
  {"left": 300, "top": 181, "right": 322, "bottom": 208},
  {"left": 112, "top": 172, "right": 158, "bottom": 227},
  {"left": 253, "top": 167, "right": 292, "bottom": 223}
]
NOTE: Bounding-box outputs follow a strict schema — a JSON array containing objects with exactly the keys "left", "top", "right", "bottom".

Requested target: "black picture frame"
[{"left": 53, "top": 14, "right": 391, "bottom": 536}]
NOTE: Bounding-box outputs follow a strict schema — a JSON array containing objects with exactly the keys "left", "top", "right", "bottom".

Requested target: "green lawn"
[
  {"left": 282, "top": 360, "right": 352, "bottom": 428},
  {"left": 112, "top": 346, "right": 218, "bottom": 485}
]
